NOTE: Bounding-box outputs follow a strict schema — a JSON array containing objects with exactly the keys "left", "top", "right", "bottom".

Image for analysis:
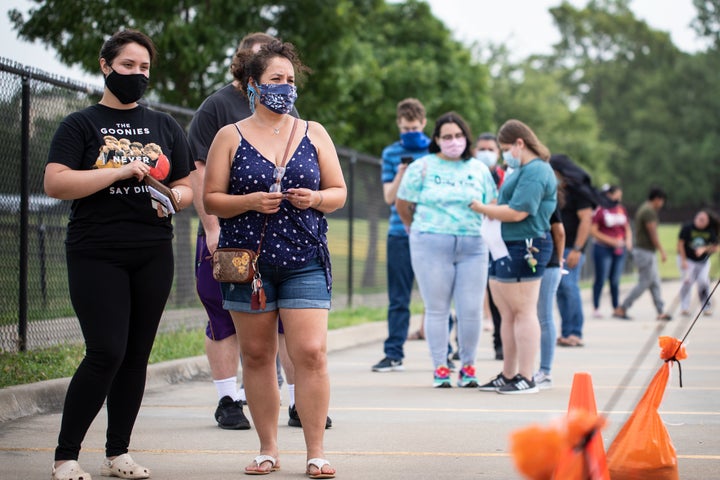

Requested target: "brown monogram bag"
[{"left": 211, "top": 248, "right": 257, "bottom": 283}]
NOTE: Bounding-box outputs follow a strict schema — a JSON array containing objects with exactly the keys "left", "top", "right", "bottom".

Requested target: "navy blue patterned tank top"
[{"left": 218, "top": 121, "right": 330, "bottom": 277}]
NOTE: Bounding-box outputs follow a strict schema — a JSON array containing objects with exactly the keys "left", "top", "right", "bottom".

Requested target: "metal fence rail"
[{"left": 0, "top": 58, "right": 390, "bottom": 353}]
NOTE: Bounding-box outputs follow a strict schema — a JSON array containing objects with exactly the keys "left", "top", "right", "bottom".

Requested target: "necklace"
[{"left": 255, "top": 116, "right": 286, "bottom": 135}]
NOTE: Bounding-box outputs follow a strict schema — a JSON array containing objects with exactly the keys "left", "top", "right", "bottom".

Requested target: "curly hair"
[{"left": 230, "top": 40, "right": 310, "bottom": 94}]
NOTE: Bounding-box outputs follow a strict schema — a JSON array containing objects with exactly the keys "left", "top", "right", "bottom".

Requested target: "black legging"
[
  {"left": 487, "top": 284, "right": 502, "bottom": 350},
  {"left": 55, "top": 242, "right": 174, "bottom": 460}
]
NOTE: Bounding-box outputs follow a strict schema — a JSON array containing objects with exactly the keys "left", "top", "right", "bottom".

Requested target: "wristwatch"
[{"left": 572, "top": 245, "right": 583, "bottom": 252}]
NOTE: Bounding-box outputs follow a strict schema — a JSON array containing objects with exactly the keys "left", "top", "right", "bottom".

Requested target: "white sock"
[
  {"left": 213, "top": 376, "right": 238, "bottom": 401},
  {"left": 238, "top": 387, "right": 246, "bottom": 402},
  {"left": 287, "top": 384, "right": 295, "bottom": 407}
]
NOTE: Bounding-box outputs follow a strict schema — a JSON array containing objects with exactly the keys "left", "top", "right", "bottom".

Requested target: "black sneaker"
[
  {"left": 477, "top": 372, "right": 513, "bottom": 391},
  {"left": 497, "top": 375, "right": 539, "bottom": 395},
  {"left": 371, "top": 357, "right": 404, "bottom": 372},
  {"left": 288, "top": 405, "right": 332, "bottom": 429},
  {"left": 214, "top": 396, "right": 251, "bottom": 430}
]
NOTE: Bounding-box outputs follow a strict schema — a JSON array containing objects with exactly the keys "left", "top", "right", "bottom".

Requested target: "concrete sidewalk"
[{"left": 1, "top": 279, "right": 719, "bottom": 479}]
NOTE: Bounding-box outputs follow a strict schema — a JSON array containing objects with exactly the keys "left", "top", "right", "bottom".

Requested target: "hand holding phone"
[{"left": 401, "top": 156, "right": 414, "bottom": 165}]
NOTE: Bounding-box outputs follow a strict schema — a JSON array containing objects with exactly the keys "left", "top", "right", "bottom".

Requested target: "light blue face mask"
[
  {"left": 476, "top": 150, "right": 498, "bottom": 167},
  {"left": 503, "top": 149, "right": 521, "bottom": 169}
]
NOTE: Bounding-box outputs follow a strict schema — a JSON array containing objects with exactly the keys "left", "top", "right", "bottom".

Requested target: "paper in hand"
[{"left": 480, "top": 217, "right": 509, "bottom": 260}]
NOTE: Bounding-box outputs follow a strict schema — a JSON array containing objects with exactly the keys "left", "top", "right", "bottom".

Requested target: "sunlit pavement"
[{"left": 1, "top": 279, "right": 719, "bottom": 479}]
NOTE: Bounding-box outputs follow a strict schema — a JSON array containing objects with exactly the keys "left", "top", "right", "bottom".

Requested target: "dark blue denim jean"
[
  {"left": 592, "top": 243, "right": 626, "bottom": 310},
  {"left": 557, "top": 247, "right": 585, "bottom": 338},
  {"left": 384, "top": 235, "right": 414, "bottom": 360}
]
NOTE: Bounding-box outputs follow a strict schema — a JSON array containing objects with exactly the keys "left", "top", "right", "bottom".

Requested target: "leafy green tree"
[
  {"left": 692, "top": 0, "right": 720, "bottom": 48},
  {"left": 9, "top": 0, "right": 270, "bottom": 107},
  {"left": 544, "top": 0, "right": 719, "bottom": 206}
]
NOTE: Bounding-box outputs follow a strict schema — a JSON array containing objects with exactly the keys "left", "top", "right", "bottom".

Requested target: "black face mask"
[{"left": 105, "top": 69, "right": 149, "bottom": 104}]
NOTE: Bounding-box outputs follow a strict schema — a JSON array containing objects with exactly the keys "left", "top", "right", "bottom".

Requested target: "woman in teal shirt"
[
  {"left": 396, "top": 112, "right": 496, "bottom": 389},
  {"left": 470, "top": 119, "right": 556, "bottom": 394}
]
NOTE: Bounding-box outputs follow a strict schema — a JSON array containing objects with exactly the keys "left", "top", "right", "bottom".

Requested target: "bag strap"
[
  {"left": 278, "top": 118, "right": 299, "bottom": 169},
  {"left": 256, "top": 117, "right": 299, "bottom": 257}
]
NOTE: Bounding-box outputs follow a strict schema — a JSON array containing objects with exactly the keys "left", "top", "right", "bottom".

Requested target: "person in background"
[
  {"left": 204, "top": 40, "right": 344, "bottom": 478},
  {"left": 590, "top": 185, "right": 632, "bottom": 318},
  {"left": 45, "top": 29, "right": 194, "bottom": 480},
  {"left": 372, "top": 98, "right": 431, "bottom": 373},
  {"left": 534, "top": 206, "right": 565, "bottom": 390},
  {"left": 676, "top": 209, "right": 719, "bottom": 316},
  {"left": 614, "top": 187, "right": 671, "bottom": 321},
  {"left": 475, "top": 132, "right": 505, "bottom": 361},
  {"left": 549, "top": 154, "right": 594, "bottom": 347},
  {"left": 396, "top": 111, "right": 496, "bottom": 388},
  {"left": 472, "top": 119, "right": 556, "bottom": 395},
  {"left": 188, "top": 33, "right": 274, "bottom": 431}
]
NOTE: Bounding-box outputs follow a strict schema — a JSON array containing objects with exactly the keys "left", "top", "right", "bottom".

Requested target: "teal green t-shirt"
[
  {"left": 497, "top": 158, "right": 557, "bottom": 241},
  {"left": 397, "top": 154, "right": 497, "bottom": 235}
]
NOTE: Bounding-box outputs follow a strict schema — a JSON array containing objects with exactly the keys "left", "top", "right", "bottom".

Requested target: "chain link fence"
[{"left": 0, "top": 58, "right": 390, "bottom": 353}]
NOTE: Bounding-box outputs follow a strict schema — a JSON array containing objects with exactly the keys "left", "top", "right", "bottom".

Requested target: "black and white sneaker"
[
  {"left": 288, "top": 404, "right": 333, "bottom": 429},
  {"left": 371, "top": 357, "right": 404, "bottom": 372},
  {"left": 215, "top": 396, "right": 251, "bottom": 429},
  {"left": 477, "top": 372, "right": 513, "bottom": 391},
  {"left": 497, "top": 375, "right": 539, "bottom": 394}
]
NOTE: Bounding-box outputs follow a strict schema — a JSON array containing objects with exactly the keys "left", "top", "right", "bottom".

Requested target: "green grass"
[{"left": 0, "top": 304, "right": 398, "bottom": 389}]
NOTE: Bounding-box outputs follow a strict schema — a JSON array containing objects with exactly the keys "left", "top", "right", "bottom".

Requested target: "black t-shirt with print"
[
  {"left": 679, "top": 221, "right": 718, "bottom": 262},
  {"left": 48, "top": 103, "right": 194, "bottom": 250}
]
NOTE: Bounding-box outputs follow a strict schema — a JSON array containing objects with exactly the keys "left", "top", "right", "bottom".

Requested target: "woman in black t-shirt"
[{"left": 45, "top": 30, "right": 193, "bottom": 480}]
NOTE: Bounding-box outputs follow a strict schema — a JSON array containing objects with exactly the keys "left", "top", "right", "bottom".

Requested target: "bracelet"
[
  {"left": 171, "top": 188, "right": 182, "bottom": 208},
  {"left": 314, "top": 191, "right": 324, "bottom": 209}
]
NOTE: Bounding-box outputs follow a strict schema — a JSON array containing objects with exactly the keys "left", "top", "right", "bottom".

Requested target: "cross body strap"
[{"left": 256, "top": 117, "right": 299, "bottom": 256}]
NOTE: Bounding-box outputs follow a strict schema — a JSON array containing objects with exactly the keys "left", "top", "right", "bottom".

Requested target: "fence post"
[
  {"left": 347, "top": 152, "right": 357, "bottom": 307},
  {"left": 18, "top": 74, "right": 30, "bottom": 352}
]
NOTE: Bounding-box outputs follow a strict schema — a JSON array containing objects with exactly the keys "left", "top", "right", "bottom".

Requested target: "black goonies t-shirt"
[{"left": 48, "top": 103, "right": 193, "bottom": 249}]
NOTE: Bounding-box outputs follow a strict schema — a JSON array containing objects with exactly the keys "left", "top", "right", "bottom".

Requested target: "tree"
[
  {"left": 9, "top": 0, "right": 271, "bottom": 107},
  {"left": 692, "top": 0, "right": 720, "bottom": 48}
]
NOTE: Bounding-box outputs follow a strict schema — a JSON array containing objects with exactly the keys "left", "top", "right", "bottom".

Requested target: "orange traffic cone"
[{"left": 553, "top": 372, "right": 610, "bottom": 480}]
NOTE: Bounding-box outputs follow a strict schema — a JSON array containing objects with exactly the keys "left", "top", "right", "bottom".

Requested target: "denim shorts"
[
  {"left": 220, "top": 257, "right": 331, "bottom": 313},
  {"left": 489, "top": 233, "right": 553, "bottom": 283}
]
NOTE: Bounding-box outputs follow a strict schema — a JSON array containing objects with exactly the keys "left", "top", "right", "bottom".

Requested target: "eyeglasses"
[
  {"left": 269, "top": 166, "right": 286, "bottom": 193},
  {"left": 439, "top": 133, "right": 465, "bottom": 142}
]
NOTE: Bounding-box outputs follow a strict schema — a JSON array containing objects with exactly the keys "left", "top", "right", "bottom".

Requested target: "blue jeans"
[
  {"left": 384, "top": 235, "right": 414, "bottom": 360},
  {"left": 538, "top": 266, "right": 562, "bottom": 374},
  {"left": 557, "top": 248, "right": 585, "bottom": 338},
  {"left": 410, "top": 232, "right": 487, "bottom": 368},
  {"left": 592, "top": 243, "right": 626, "bottom": 309}
]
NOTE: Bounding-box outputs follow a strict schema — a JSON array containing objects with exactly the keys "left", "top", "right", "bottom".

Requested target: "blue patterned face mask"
[{"left": 249, "top": 83, "right": 297, "bottom": 114}]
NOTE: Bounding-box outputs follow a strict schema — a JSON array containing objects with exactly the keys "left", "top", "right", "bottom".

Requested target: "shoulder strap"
[
  {"left": 279, "top": 118, "right": 299, "bottom": 168},
  {"left": 257, "top": 117, "right": 299, "bottom": 257}
]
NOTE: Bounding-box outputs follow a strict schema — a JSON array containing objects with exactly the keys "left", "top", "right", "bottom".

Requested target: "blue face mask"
[
  {"left": 476, "top": 150, "right": 497, "bottom": 167},
  {"left": 400, "top": 131, "right": 430, "bottom": 151},
  {"left": 248, "top": 83, "right": 297, "bottom": 114},
  {"left": 503, "top": 149, "right": 521, "bottom": 169}
]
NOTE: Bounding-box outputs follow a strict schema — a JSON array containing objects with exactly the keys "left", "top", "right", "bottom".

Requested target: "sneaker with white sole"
[
  {"left": 533, "top": 371, "right": 553, "bottom": 390},
  {"left": 371, "top": 357, "right": 404, "bottom": 372},
  {"left": 457, "top": 365, "right": 479, "bottom": 388},
  {"left": 497, "top": 374, "right": 539, "bottom": 394},
  {"left": 477, "top": 372, "right": 513, "bottom": 391},
  {"left": 433, "top": 365, "right": 452, "bottom": 388}
]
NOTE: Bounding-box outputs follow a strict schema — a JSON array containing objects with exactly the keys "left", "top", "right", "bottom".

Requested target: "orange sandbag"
[
  {"left": 606, "top": 337, "right": 685, "bottom": 480},
  {"left": 553, "top": 410, "right": 608, "bottom": 480},
  {"left": 510, "top": 410, "right": 606, "bottom": 480}
]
